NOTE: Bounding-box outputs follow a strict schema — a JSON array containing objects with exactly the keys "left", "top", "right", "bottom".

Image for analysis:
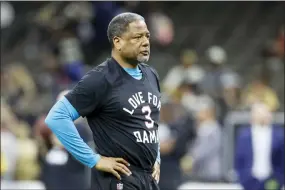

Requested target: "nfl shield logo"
[{"left": 117, "top": 182, "right": 123, "bottom": 190}]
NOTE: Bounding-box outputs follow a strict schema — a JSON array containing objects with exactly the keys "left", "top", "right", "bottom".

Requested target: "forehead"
[{"left": 127, "top": 20, "right": 149, "bottom": 34}]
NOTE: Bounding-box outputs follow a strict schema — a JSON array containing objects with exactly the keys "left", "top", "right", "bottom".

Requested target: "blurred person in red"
[
  {"left": 235, "top": 103, "right": 284, "bottom": 190},
  {"left": 181, "top": 97, "right": 222, "bottom": 182},
  {"left": 35, "top": 90, "right": 92, "bottom": 190},
  {"left": 276, "top": 26, "right": 284, "bottom": 58},
  {"left": 262, "top": 26, "right": 284, "bottom": 59}
]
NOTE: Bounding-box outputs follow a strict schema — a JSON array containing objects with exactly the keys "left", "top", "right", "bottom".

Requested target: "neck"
[{"left": 112, "top": 50, "right": 138, "bottom": 69}]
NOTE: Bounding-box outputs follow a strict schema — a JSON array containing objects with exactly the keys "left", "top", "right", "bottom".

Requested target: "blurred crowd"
[{"left": 1, "top": 1, "right": 284, "bottom": 190}]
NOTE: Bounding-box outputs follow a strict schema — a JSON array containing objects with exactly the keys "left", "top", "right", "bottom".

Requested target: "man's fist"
[{"left": 94, "top": 156, "right": 132, "bottom": 180}]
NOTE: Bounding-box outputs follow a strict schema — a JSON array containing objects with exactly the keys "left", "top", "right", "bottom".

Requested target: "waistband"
[{"left": 128, "top": 164, "right": 153, "bottom": 174}]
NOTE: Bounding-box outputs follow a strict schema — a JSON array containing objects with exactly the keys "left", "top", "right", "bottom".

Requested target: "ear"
[{"left": 113, "top": 36, "right": 123, "bottom": 51}]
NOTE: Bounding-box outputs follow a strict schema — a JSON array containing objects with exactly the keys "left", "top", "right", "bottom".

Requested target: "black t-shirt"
[{"left": 65, "top": 57, "right": 161, "bottom": 171}]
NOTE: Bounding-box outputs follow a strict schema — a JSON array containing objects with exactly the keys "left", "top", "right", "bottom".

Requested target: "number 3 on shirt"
[{"left": 142, "top": 105, "right": 154, "bottom": 129}]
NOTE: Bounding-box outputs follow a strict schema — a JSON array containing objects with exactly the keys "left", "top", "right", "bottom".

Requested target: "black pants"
[{"left": 91, "top": 166, "right": 160, "bottom": 190}]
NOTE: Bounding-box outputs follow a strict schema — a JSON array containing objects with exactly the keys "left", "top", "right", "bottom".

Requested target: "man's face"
[{"left": 114, "top": 20, "right": 150, "bottom": 63}]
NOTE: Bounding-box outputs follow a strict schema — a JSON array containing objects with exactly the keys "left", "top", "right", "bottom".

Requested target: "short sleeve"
[
  {"left": 65, "top": 69, "right": 109, "bottom": 117},
  {"left": 149, "top": 66, "right": 161, "bottom": 92}
]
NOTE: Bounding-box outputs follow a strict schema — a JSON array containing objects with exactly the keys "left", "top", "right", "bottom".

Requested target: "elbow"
[
  {"left": 45, "top": 100, "right": 66, "bottom": 130},
  {"left": 44, "top": 99, "right": 78, "bottom": 131}
]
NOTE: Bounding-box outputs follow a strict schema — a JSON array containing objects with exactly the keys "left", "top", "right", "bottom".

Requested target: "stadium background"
[{"left": 1, "top": 1, "right": 284, "bottom": 189}]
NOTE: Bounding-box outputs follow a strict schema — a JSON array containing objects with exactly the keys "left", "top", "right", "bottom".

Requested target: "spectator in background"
[
  {"left": 40, "top": 51, "right": 72, "bottom": 100},
  {"left": 218, "top": 71, "right": 242, "bottom": 124},
  {"left": 33, "top": 112, "right": 54, "bottom": 177},
  {"left": 162, "top": 49, "right": 205, "bottom": 98},
  {"left": 159, "top": 93, "right": 188, "bottom": 124},
  {"left": 58, "top": 28, "right": 85, "bottom": 83},
  {"left": 260, "top": 26, "right": 284, "bottom": 110},
  {"left": 262, "top": 26, "right": 285, "bottom": 60},
  {"left": 242, "top": 72, "right": 280, "bottom": 111},
  {"left": 221, "top": 72, "right": 241, "bottom": 110},
  {"left": 41, "top": 90, "right": 92, "bottom": 190},
  {"left": 1, "top": 125, "right": 18, "bottom": 180},
  {"left": 0, "top": 1, "right": 15, "bottom": 29},
  {"left": 201, "top": 46, "right": 241, "bottom": 99},
  {"left": 1, "top": 98, "right": 31, "bottom": 139},
  {"left": 149, "top": 11, "right": 174, "bottom": 47},
  {"left": 180, "top": 77, "right": 212, "bottom": 115},
  {"left": 275, "top": 26, "right": 284, "bottom": 58},
  {"left": 16, "top": 136, "right": 40, "bottom": 180},
  {"left": 158, "top": 102, "right": 196, "bottom": 190},
  {"left": 1, "top": 151, "right": 8, "bottom": 177},
  {"left": 181, "top": 97, "right": 222, "bottom": 182},
  {"left": 201, "top": 45, "right": 228, "bottom": 99},
  {"left": 235, "top": 103, "right": 284, "bottom": 190},
  {"left": 1, "top": 63, "right": 39, "bottom": 125},
  {"left": 1, "top": 98, "right": 40, "bottom": 181},
  {"left": 201, "top": 46, "right": 241, "bottom": 122}
]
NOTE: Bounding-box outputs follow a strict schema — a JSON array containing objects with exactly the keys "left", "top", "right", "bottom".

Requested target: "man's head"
[{"left": 107, "top": 12, "right": 150, "bottom": 64}]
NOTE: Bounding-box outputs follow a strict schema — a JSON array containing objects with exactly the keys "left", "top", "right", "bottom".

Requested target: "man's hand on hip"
[{"left": 94, "top": 156, "right": 132, "bottom": 180}]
